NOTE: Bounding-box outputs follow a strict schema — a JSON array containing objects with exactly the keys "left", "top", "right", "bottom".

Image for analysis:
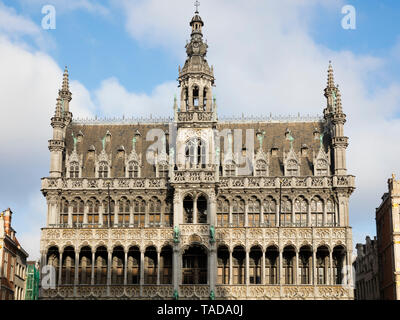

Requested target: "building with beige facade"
[
  {"left": 0, "top": 208, "right": 28, "bottom": 300},
  {"left": 39, "top": 7, "right": 355, "bottom": 300},
  {"left": 376, "top": 174, "right": 400, "bottom": 299},
  {"left": 354, "top": 236, "right": 379, "bottom": 300}
]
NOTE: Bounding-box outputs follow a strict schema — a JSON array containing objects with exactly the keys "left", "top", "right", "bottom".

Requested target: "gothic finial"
[
  {"left": 327, "top": 61, "right": 335, "bottom": 89},
  {"left": 54, "top": 97, "right": 63, "bottom": 118},
  {"left": 62, "top": 66, "right": 69, "bottom": 92},
  {"left": 335, "top": 85, "right": 343, "bottom": 113},
  {"left": 194, "top": 0, "right": 200, "bottom": 14}
]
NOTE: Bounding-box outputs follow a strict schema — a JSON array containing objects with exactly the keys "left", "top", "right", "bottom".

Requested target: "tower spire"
[{"left": 327, "top": 61, "right": 335, "bottom": 89}]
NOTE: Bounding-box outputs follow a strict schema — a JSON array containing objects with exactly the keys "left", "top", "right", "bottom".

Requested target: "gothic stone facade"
[{"left": 39, "top": 11, "right": 355, "bottom": 300}]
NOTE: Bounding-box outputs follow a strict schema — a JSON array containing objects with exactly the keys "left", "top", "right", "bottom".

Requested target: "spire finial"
[
  {"left": 62, "top": 66, "right": 69, "bottom": 92},
  {"left": 327, "top": 61, "right": 335, "bottom": 89},
  {"left": 194, "top": 0, "right": 200, "bottom": 13}
]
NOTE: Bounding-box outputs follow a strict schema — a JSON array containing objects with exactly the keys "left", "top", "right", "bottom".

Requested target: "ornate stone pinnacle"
[
  {"left": 327, "top": 61, "right": 335, "bottom": 89},
  {"left": 62, "top": 66, "right": 69, "bottom": 92}
]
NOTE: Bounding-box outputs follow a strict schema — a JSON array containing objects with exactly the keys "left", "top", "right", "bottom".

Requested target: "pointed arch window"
[
  {"left": 248, "top": 197, "right": 260, "bottom": 227},
  {"left": 193, "top": 86, "right": 199, "bottom": 109},
  {"left": 185, "top": 138, "right": 206, "bottom": 168},
  {"left": 102, "top": 199, "right": 115, "bottom": 228},
  {"left": 326, "top": 199, "right": 335, "bottom": 226},
  {"left": 128, "top": 161, "right": 139, "bottom": 178},
  {"left": 280, "top": 197, "right": 292, "bottom": 227},
  {"left": 217, "top": 197, "right": 229, "bottom": 227},
  {"left": 118, "top": 198, "right": 130, "bottom": 227},
  {"left": 311, "top": 197, "right": 323, "bottom": 227},
  {"left": 72, "top": 198, "right": 84, "bottom": 227},
  {"left": 148, "top": 197, "right": 161, "bottom": 227},
  {"left": 164, "top": 201, "right": 173, "bottom": 227},
  {"left": 87, "top": 198, "right": 100, "bottom": 227},
  {"left": 60, "top": 198, "right": 69, "bottom": 226},
  {"left": 232, "top": 197, "right": 245, "bottom": 227},
  {"left": 70, "top": 161, "right": 79, "bottom": 178},
  {"left": 294, "top": 197, "right": 308, "bottom": 227},
  {"left": 263, "top": 197, "right": 276, "bottom": 227},
  {"left": 224, "top": 162, "right": 236, "bottom": 177},
  {"left": 315, "top": 159, "right": 329, "bottom": 176},
  {"left": 133, "top": 198, "right": 145, "bottom": 227},
  {"left": 255, "top": 160, "right": 267, "bottom": 176},
  {"left": 158, "top": 163, "right": 169, "bottom": 178},
  {"left": 286, "top": 159, "right": 299, "bottom": 176},
  {"left": 99, "top": 161, "right": 109, "bottom": 178}
]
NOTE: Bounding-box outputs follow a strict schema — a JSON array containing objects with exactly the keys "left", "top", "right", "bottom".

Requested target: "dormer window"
[
  {"left": 255, "top": 160, "right": 267, "bottom": 176},
  {"left": 286, "top": 159, "right": 299, "bottom": 176},
  {"left": 99, "top": 161, "right": 109, "bottom": 178},
  {"left": 128, "top": 161, "right": 139, "bottom": 178},
  {"left": 70, "top": 161, "right": 79, "bottom": 178}
]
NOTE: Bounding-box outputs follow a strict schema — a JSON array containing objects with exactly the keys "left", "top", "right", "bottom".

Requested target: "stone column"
[
  {"left": 74, "top": 251, "right": 79, "bottom": 293},
  {"left": 114, "top": 202, "right": 119, "bottom": 227},
  {"left": 244, "top": 202, "right": 249, "bottom": 227},
  {"left": 68, "top": 205, "right": 73, "bottom": 227},
  {"left": 58, "top": 251, "right": 63, "bottom": 285},
  {"left": 107, "top": 251, "right": 112, "bottom": 286},
  {"left": 295, "top": 250, "right": 299, "bottom": 285},
  {"left": 261, "top": 248, "right": 266, "bottom": 284},
  {"left": 229, "top": 201, "right": 233, "bottom": 227},
  {"left": 276, "top": 202, "right": 280, "bottom": 227},
  {"left": 307, "top": 199, "right": 312, "bottom": 227},
  {"left": 313, "top": 249, "right": 317, "bottom": 285},
  {"left": 229, "top": 250, "right": 233, "bottom": 285},
  {"left": 329, "top": 250, "right": 333, "bottom": 285},
  {"left": 157, "top": 249, "right": 161, "bottom": 285},
  {"left": 209, "top": 244, "right": 217, "bottom": 292},
  {"left": 323, "top": 199, "right": 327, "bottom": 227},
  {"left": 193, "top": 194, "right": 198, "bottom": 224},
  {"left": 209, "top": 191, "right": 217, "bottom": 226},
  {"left": 83, "top": 203, "right": 88, "bottom": 226},
  {"left": 260, "top": 201, "right": 264, "bottom": 226},
  {"left": 245, "top": 249, "right": 250, "bottom": 284},
  {"left": 124, "top": 250, "right": 128, "bottom": 285},
  {"left": 140, "top": 249, "right": 145, "bottom": 285},
  {"left": 291, "top": 200, "right": 295, "bottom": 226},
  {"left": 129, "top": 202, "right": 134, "bottom": 227},
  {"left": 91, "top": 251, "right": 95, "bottom": 285},
  {"left": 173, "top": 244, "right": 180, "bottom": 293},
  {"left": 279, "top": 250, "right": 283, "bottom": 284},
  {"left": 99, "top": 203, "right": 104, "bottom": 227}
]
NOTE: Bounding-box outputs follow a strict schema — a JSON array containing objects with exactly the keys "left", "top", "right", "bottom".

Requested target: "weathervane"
[{"left": 194, "top": 0, "right": 200, "bottom": 13}]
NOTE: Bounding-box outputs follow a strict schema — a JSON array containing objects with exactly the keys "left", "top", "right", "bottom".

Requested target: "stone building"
[
  {"left": 376, "top": 174, "right": 400, "bottom": 300},
  {"left": 0, "top": 208, "right": 28, "bottom": 300},
  {"left": 353, "top": 236, "right": 379, "bottom": 300},
  {"left": 39, "top": 7, "right": 355, "bottom": 300}
]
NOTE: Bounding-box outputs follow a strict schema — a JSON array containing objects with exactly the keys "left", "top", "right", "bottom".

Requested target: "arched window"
[
  {"left": 193, "top": 86, "right": 199, "bottom": 108},
  {"left": 160, "top": 246, "right": 172, "bottom": 284},
  {"left": 46, "top": 247, "right": 59, "bottom": 286},
  {"left": 263, "top": 197, "right": 276, "bottom": 227},
  {"left": 158, "top": 163, "right": 168, "bottom": 178},
  {"left": 60, "top": 198, "right": 69, "bottom": 226},
  {"left": 217, "top": 246, "right": 229, "bottom": 284},
  {"left": 224, "top": 162, "right": 236, "bottom": 177},
  {"left": 248, "top": 197, "right": 260, "bottom": 227},
  {"left": 164, "top": 201, "right": 173, "bottom": 227},
  {"left": 112, "top": 246, "right": 124, "bottom": 285},
  {"left": 148, "top": 197, "right": 161, "bottom": 227},
  {"left": 255, "top": 160, "right": 267, "bottom": 176},
  {"left": 87, "top": 198, "right": 100, "bottom": 227},
  {"left": 315, "top": 159, "right": 329, "bottom": 176},
  {"left": 217, "top": 197, "right": 229, "bottom": 227},
  {"left": 232, "top": 197, "right": 245, "bottom": 227},
  {"left": 283, "top": 246, "right": 295, "bottom": 284},
  {"left": 95, "top": 246, "right": 108, "bottom": 285},
  {"left": 144, "top": 247, "right": 157, "bottom": 284},
  {"left": 133, "top": 198, "right": 145, "bottom": 227},
  {"left": 265, "top": 246, "right": 278, "bottom": 284},
  {"left": 249, "top": 246, "right": 262, "bottom": 284},
  {"left": 72, "top": 198, "right": 84, "bottom": 227},
  {"left": 197, "top": 195, "right": 208, "bottom": 224},
  {"left": 118, "top": 198, "right": 130, "bottom": 227},
  {"left": 232, "top": 246, "right": 245, "bottom": 284},
  {"left": 317, "top": 246, "right": 329, "bottom": 284},
  {"left": 311, "top": 197, "right": 323, "bottom": 227},
  {"left": 102, "top": 199, "right": 115, "bottom": 228},
  {"left": 62, "top": 246, "right": 75, "bottom": 285},
  {"left": 286, "top": 159, "right": 299, "bottom": 176},
  {"left": 299, "top": 246, "right": 312, "bottom": 284},
  {"left": 79, "top": 247, "right": 92, "bottom": 285},
  {"left": 202, "top": 87, "right": 208, "bottom": 111},
  {"left": 333, "top": 246, "right": 346, "bottom": 285},
  {"left": 326, "top": 199, "right": 335, "bottom": 226},
  {"left": 280, "top": 197, "right": 292, "bottom": 227},
  {"left": 127, "top": 246, "right": 140, "bottom": 284},
  {"left": 99, "top": 161, "right": 109, "bottom": 178},
  {"left": 185, "top": 138, "right": 206, "bottom": 168},
  {"left": 183, "top": 195, "right": 194, "bottom": 223},
  {"left": 294, "top": 197, "right": 308, "bottom": 227},
  {"left": 128, "top": 161, "right": 139, "bottom": 178},
  {"left": 70, "top": 161, "right": 79, "bottom": 178}
]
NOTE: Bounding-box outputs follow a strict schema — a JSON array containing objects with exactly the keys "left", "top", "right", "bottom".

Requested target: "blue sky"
[{"left": 0, "top": 0, "right": 399, "bottom": 259}]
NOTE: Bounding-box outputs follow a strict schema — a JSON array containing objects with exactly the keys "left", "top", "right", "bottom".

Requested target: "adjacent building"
[
  {"left": 39, "top": 6, "right": 355, "bottom": 300},
  {"left": 0, "top": 208, "right": 29, "bottom": 300},
  {"left": 376, "top": 174, "right": 400, "bottom": 299},
  {"left": 353, "top": 236, "right": 379, "bottom": 300}
]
